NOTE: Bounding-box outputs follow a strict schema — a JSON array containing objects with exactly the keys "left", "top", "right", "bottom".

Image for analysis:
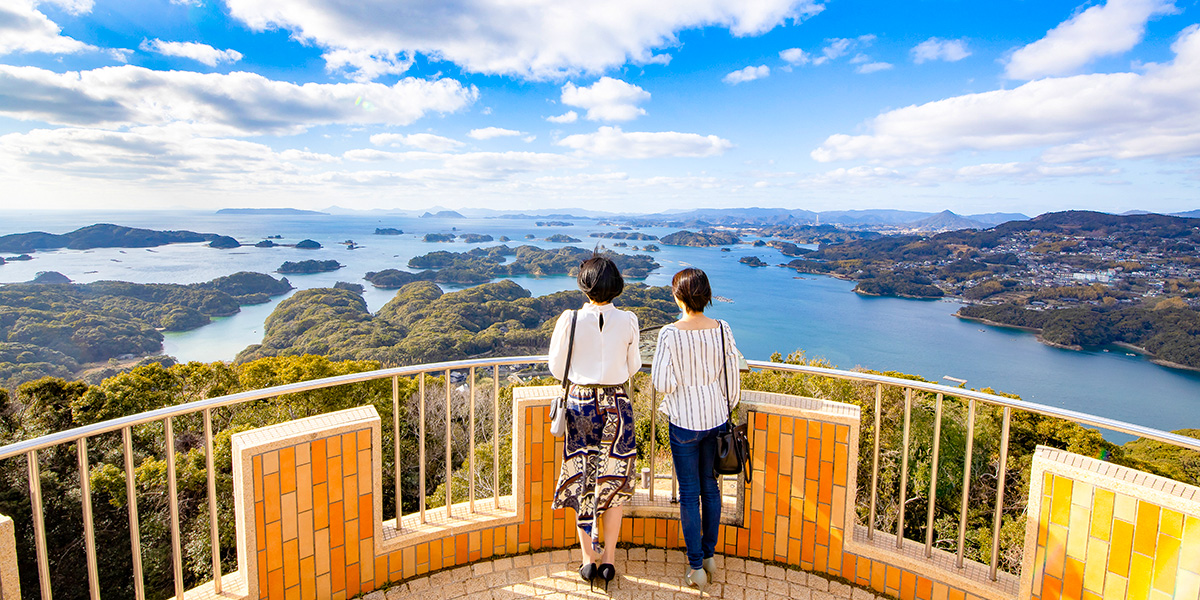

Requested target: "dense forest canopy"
[
  {"left": 237, "top": 279, "right": 676, "bottom": 365},
  {"left": 0, "top": 273, "right": 291, "bottom": 391}
]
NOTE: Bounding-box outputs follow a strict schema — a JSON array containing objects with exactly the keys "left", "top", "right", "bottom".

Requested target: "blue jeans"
[{"left": 669, "top": 422, "right": 723, "bottom": 570}]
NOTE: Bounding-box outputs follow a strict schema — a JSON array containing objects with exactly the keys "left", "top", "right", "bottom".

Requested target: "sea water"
[{"left": 1, "top": 209, "right": 1197, "bottom": 435}]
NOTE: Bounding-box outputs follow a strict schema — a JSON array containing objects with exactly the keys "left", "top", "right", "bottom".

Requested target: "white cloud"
[
  {"left": 1005, "top": 0, "right": 1176, "bottom": 79},
  {"left": 855, "top": 61, "right": 892, "bottom": 74},
  {"left": 812, "top": 35, "right": 875, "bottom": 65},
  {"left": 779, "top": 47, "right": 809, "bottom": 65},
  {"left": 0, "top": 0, "right": 97, "bottom": 56},
  {"left": 547, "top": 111, "right": 579, "bottom": 123},
  {"left": 723, "top": 65, "right": 770, "bottom": 84},
  {"left": 140, "top": 39, "right": 243, "bottom": 66},
  {"left": 812, "top": 25, "right": 1200, "bottom": 164},
  {"left": 468, "top": 127, "right": 524, "bottom": 140},
  {"left": 0, "top": 65, "right": 478, "bottom": 135},
  {"left": 561, "top": 78, "right": 650, "bottom": 121},
  {"left": 911, "top": 38, "right": 970, "bottom": 64},
  {"left": 557, "top": 126, "right": 732, "bottom": 158},
  {"left": 224, "top": 0, "right": 825, "bottom": 79},
  {"left": 323, "top": 49, "right": 414, "bottom": 82},
  {"left": 370, "top": 133, "right": 464, "bottom": 152}
]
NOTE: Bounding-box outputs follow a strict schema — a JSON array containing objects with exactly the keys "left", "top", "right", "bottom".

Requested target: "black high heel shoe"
[
  {"left": 596, "top": 563, "right": 616, "bottom": 592},
  {"left": 580, "top": 563, "right": 598, "bottom": 590}
]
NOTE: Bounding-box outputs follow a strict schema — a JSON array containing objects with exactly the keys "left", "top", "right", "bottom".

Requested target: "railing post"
[
  {"left": 392, "top": 376, "right": 401, "bottom": 529},
  {"left": 204, "top": 408, "right": 222, "bottom": 593},
  {"left": 990, "top": 407, "right": 1012, "bottom": 580},
  {"left": 27, "top": 450, "right": 51, "bottom": 600},
  {"left": 469, "top": 367, "right": 476, "bottom": 513},
  {"left": 77, "top": 439, "right": 100, "bottom": 600},
  {"left": 445, "top": 368, "right": 453, "bottom": 520},
  {"left": 164, "top": 417, "right": 184, "bottom": 600},
  {"left": 868, "top": 383, "right": 881, "bottom": 539},
  {"left": 897, "top": 387, "right": 912, "bottom": 548},
  {"left": 419, "top": 372, "right": 426, "bottom": 524},
  {"left": 493, "top": 365, "right": 500, "bottom": 510},
  {"left": 649, "top": 387, "right": 657, "bottom": 501},
  {"left": 925, "top": 393, "right": 943, "bottom": 557},
  {"left": 123, "top": 427, "right": 145, "bottom": 600},
  {"left": 956, "top": 398, "right": 976, "bottom": 569}
]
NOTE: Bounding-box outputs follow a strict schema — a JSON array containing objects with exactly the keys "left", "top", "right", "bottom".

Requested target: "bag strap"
[
  {"left": 719, "top": 320, "right": 734, "bottom": 424},
  {"left": 561, "top": 310, "right": 578, "bottom": 392}
]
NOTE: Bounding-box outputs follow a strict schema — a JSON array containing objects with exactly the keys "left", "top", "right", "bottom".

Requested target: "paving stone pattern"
[{"left": 367, "top": 549, "right": 885, "bottom": 600}]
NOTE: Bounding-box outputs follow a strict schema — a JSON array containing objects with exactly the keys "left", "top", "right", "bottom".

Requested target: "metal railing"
[{"left": 1, "top": 356, "right": 1198, "bottom": 599}]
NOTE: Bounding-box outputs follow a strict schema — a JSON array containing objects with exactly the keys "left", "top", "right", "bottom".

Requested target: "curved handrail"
[
  {"left": 2, "top": 355, "right": 1198, "bottom": 461},
  {"left": 743, "top": 359, "right": 1200, "bottom": 452}
]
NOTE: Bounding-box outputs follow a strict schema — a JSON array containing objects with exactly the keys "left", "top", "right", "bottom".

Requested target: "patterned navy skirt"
[{"left": 550, "top": 384, "right": 637, "bottom": 538}]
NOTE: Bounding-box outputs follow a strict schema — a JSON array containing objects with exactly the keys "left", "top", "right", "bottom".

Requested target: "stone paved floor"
[{"left": 368, "top": 548, "right": 892, "bottom": 600}]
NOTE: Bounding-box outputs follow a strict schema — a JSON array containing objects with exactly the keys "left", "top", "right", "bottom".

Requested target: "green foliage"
[
  {"left": 960, "top": 303, "right": 1200, "bottom": 367},
  {"left": 239, "top": 280, "right": 676, "bottom": 366},
  {"left": 277, "top": 259, "right": 342, "bottom": 274}
]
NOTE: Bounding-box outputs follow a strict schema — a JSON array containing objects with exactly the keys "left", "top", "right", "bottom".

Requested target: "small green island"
[
  {"left": 374, "top": 228, "right": 404, "bottom": 235},
  {"left": 544, "top": 234, "right": 581, "bottom": 243},
  {"left": 278, "top": 259, "right": 343, "bottom": 274},
  {"left": 739, "top": 256, "right": 767, "bottom": 267},
  {"left": 424, "top": 233, "right": 456, "bottom": 242},
  {"left": 659, "top": 230, "right": 740, "bottom": 247},
  {"left": 0, "top": 223, "right": 236, "bottom": 253}
]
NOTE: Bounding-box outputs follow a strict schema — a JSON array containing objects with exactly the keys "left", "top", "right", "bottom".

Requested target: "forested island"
[
  {"left": 406, "top": 245, "right": 658, "bottom": 281},
  {"left": 423, "top": 233, "right": 456, "bottom": 242},
  {"left": 0, "top": 272, "right": 291, "bottom": 389},
  {"left": 238, "top": 279, "right": 677, "bottom": 364},
  {"left": 544, "top": 234, "right": 581, "bottom": 243},
  {"left": 278, "top": 259, "right": 343, "bottom": 274},
  {"left": 659, "top": 230, "right": 740, "bottom": 247},
  {"left": 0, "top": 223, "right": 235, "bottom": 253},
  {"left": 374, "top": 228, "right": 403, "bottom": 235}
]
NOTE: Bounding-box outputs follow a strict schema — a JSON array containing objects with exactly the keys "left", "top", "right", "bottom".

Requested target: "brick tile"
[{"left": 1134, "top": 501, "right": 1160, "bottom": 556}]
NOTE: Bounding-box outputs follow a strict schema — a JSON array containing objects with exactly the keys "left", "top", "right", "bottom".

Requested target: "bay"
[{"left": 2, "top": 209, "right": 1197, "bottom": 436}]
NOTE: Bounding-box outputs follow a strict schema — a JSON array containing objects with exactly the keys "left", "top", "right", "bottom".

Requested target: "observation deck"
[{"left": 0, "top": 356, "right": 1197, "bottom": 600}]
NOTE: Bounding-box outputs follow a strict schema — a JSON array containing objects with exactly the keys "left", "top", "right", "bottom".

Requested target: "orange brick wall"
[
  {"left": 248, "top": 428, "right": 375, "bottom": 600},
  {"left": 1023, "top": 447, "right": 1200, "bottom": 600}
]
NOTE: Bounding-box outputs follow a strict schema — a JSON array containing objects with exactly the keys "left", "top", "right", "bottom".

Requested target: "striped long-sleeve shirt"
[{"left": 651, "top": 320, "right": 741, "bottom": 431}]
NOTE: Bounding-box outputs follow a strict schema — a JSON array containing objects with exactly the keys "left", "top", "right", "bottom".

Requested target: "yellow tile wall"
[{"left": 1025, "top": 448, "right": 1200, "bottom": 600}]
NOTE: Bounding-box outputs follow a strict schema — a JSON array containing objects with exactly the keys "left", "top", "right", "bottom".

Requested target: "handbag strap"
[
  {"left": 561, "top": 310, "right": 578, "bottom": 392},
  {"left": 718, "top": 320, "right": 734, "bottom": 424}
]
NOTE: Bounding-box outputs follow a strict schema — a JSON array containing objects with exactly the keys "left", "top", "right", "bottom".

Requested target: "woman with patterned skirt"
[{"left": 547, "top": 255, "right": 641, "bottom": 591}]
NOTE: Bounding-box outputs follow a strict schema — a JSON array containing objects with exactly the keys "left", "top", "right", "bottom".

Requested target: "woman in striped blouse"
[{"left": 651, "top": 268, "right": 742, "bottom": 593}]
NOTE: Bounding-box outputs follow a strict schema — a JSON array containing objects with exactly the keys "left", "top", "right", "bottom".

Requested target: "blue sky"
[{"left": 1, "top": 0, "right": 1198, "bottom": 215}]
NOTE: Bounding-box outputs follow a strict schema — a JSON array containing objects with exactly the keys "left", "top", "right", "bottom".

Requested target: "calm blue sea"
[{"left": 2, "top": 209, "right": 1198, "bottom": 436}]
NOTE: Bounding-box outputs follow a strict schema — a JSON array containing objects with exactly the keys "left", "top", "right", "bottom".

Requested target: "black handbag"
[{"left": 713, "top": 322, "right": 751, "bottom": 481}]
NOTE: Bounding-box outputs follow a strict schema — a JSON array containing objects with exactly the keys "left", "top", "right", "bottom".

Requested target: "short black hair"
[
  {"left": 577, "top": 255, "right": 624, "bottom": 303},
  {"left": 672, "top": 268, "right": 712, "bottom": 313}
]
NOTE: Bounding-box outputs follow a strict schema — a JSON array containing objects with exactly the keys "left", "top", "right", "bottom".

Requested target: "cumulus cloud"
[
  {"left": 1005, "top": 0, "right": 1176, "bottom": 79},
  {"left": 547, "top": 111, "right": 579, "bottom": 123},
  {"left": 370, "top": 133, "right": 464, "bottom": 152},
  {"left": 779, "top": 47, "right": 809, "bottom": 65},
  {"left": 812, "top": 25, "right": 1200, "bottom": 164},
  {"left": 323, "top": 49, "right": 414, "bottom": 82},
  {"left": 0, "top": 0, "right": 97, "bottom": 56},
  {"left": 723, "top": 65, "right": 770, "bottom": 84},
  {"left": 561, "top": 78, "right": 650, "bottom": 121},
  {"left": 140, "top": 39, "right": 243, "bottom": 66},
  {"left": 911, "top": 38, "right": 970, "bottom": 64},
  {"left": 557, "top": 126, "right": 732, "bottom": 158},
  {"left": 224, "top": 0, "right": 825, "bottom": 79},
  {"left": 0, "top": 65, "right": 478, "bottom": 135},
  {"left": 468, "top": 127, "right": 524, "bottom": 140}
]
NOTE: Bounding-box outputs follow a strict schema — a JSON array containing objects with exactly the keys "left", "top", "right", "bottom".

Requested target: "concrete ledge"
[{"left": 0, "top": 514, "right": 17, "bottom": 600}]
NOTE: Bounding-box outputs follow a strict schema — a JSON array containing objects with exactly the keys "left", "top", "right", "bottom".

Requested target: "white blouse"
[
  {"left": 651, "top": 320, "right": 742, "bottom": 431},
  {"left": 547, "top": 303, "right": 641, "bottom": 386}
]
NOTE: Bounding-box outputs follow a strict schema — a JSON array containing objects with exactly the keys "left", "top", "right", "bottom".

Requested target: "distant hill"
[
  {"left": 905, "top": 210, "right": 989, "bottom": 232},
  {"left": 420, "top": 210, "right": 465, "bottom": 219},
  {"left": 216, "top": 208, "right": 328, "bottom": 215},
  {"left": 967, "top": 212, "right": 1029, "bottom": 226},
  {"left": 0, "top": 224, "right": 226, "bottom": 253},
  {"left": 1171, "top": 210, "right": 1200, "bottom": 219}
]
